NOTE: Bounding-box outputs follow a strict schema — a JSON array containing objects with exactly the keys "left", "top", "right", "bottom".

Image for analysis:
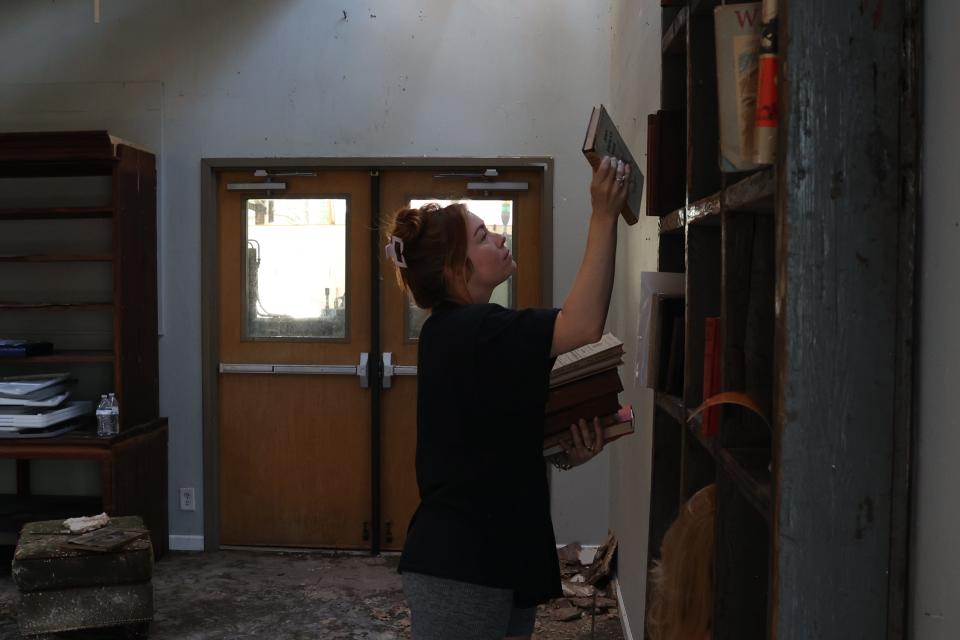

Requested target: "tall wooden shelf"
[
  {"left": 645, "top": 1, "right": 918, "bottom": 638},
  {"left": 0, "top": 131, "right": 167, "bottom": 556}
]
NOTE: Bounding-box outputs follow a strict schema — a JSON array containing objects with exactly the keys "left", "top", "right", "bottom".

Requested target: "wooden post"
[{"left": 772, "top": 0, "right": 918, "bottom": 637}]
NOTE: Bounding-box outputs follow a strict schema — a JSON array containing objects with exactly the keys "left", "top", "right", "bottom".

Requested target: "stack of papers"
[{"left": 0, "top": 374, "right": 84, "bottom": 437}]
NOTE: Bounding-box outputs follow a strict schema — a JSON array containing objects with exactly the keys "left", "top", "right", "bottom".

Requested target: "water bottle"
[
  {"left": 107, "top": 393, "right": 120, "bottom": 436},
  {"left": 96, "top": 395, "right": 111, "bottom": 437}
]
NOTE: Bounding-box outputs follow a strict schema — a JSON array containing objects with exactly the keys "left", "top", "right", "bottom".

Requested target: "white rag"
[{"left": 62, "top": 512, "right": 110, "bottom": 534}]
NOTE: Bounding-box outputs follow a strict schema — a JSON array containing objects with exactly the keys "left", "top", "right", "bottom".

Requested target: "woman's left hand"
[{"left": 562, "top": 417, "right": 606, "bottom": 467}]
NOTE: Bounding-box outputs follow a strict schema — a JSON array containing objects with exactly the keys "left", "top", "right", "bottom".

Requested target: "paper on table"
[{"left": 636, "top": 272, "right": 685, "bottom": 388}]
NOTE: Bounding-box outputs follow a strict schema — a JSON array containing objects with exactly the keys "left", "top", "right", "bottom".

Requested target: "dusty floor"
[{"left": 0, "top": 549, "right": 625, "bottom": 639}]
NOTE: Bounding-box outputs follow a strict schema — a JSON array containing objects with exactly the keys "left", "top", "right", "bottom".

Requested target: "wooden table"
[{"left": 0, "top": 418, "right": 168, "bottom": 557}]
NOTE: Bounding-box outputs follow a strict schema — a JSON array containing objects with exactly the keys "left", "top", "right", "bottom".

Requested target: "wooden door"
[
  {"left": 217, "top": 169, "right": 372, "bottom": 549},
  {"left": 378, "top": 168, "right": 546, "bottom": 551}
]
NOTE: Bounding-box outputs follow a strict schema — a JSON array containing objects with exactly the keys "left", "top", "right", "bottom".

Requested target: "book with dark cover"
[
  {"left": 543, "top": 405, "right": 635, "bottom": 457},
  {"left": 582, "top": 105, "right": 645, "bottom": 224},
  {"left": 0, "top": 341, "right": 53, "bottom": 358},
  {"left": 649, "top": 296, "right": 684, "bottom": 393},
  {"left": 545, "top": 392, "right": 622, "bottom": 436},
  {"left": 545, "top": 369, "right": 623, "bottom": 414},
  {"left": 646, "top": 110, "right": 686, "bottom": 216},
  {"left": 663, "top": 314, "right": 685, "bottom": 396}
]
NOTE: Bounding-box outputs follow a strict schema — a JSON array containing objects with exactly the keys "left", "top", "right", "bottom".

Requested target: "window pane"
[
  {"left": 405, "top": 199, "right": 514, "bottom": 341},
  {"left": 245, "top": 198, "right": 348, "bottom": 339}
]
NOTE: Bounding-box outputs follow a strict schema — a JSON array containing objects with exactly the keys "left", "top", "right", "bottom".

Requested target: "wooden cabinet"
[
  {"left": 0, "top": 131, "right": 167, "bottom": 555},
  {"left": 646, "top": 2, "right": 918, "bottom": 637}
]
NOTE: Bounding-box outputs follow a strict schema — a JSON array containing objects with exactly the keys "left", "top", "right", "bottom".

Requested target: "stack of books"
[
  {"left": 0, "top": 340, "right": 53, "bottom": 358},
  {"left": 542, "top": 334, "right": 635, "bottom": 457},
  {"left": 0, "top": 373, "right": 86, "bottom": 438}
]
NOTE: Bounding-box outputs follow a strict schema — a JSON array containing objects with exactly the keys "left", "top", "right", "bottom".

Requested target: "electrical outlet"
[{"left": 179, "top": 487, "right": 196, "bottom": 511}]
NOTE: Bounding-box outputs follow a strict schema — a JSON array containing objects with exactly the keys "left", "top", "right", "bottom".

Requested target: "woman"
[{"left": 384, "top": 156, "right": 630, "bottom": 640}]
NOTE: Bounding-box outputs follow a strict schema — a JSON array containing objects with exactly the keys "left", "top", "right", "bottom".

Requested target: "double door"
[{"left": 216, "top": 166, "right": 545, "bottom": 550}]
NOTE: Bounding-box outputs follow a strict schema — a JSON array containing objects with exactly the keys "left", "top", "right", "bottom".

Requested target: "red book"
[
  {"left": 754, "top": 0, "right": 779, "bottom": 164},
  {"left": 702, "top": 317, "right": 721, "bottom": 437}
]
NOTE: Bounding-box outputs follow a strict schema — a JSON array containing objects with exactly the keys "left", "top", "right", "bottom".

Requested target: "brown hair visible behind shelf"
[{"left": 647, "top": 483, "right": 716, "bottom": 640}]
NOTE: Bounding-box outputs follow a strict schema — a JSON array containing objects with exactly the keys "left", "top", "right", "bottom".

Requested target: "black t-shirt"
[{"left": 397, "top": 302, "right": 563, "bottom": 607}]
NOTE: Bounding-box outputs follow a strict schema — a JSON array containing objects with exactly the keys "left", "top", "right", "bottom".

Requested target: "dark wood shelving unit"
[
  {"left": 647, "top": 1, "right": 775, "bottom": 633},
  {"left": 2, "top": 350, "right": 114, "bottom": 364},
  {"left": 644, "top": 2, "right": 919, "bottom": 638},
  {"left": 0, "top": 206, "right": 113, "bottom": 220},
  {"left": 689, "top": 0, "right": 719, "bottom": 17},
  {"left": 0, "top": 302, "right": 113, "bottom": 311},
  {"left": 0, "top": 254, "right": 113, "bottom": 263},
  {"left": 662, "top": 6, "right": 687, "bottom": 54},
  {"left": 717, "top": 447, "right": 770, "bottom": 522},
  {"left": 661, "top": 168, "right": 775, "bottom": 231},
  {"left": 0, "top": 131, "right": 167, "bottom": 556},
  {"left": 659, "top": 208, "right": 684, "bottom": 234},
  {"left": 653, "top": 391, "right": 687, "bottom": 424}
]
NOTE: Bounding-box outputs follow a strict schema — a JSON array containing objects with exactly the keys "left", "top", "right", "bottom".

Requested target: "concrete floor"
[{"left": 0, "top": 549, "right": 626, "bottom": 639}]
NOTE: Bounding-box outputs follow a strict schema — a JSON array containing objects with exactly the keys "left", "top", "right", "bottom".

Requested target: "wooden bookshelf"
[
  {"left": 653, "top": 391, "right": 687, "bottom": 425},
  {"left": 0, "top": 131, "right": 167, "bottom": 556},
  {"left": 659, "top": 208, "right": 684, "bottom": 234},
  {"left": 0, "top": 302, "right": 113, "bottom": 311},
  {"left": 0, "top": 254, "right": 113, "bottom": 263},
  {"left": 0, "top": 206, "right": 113, "bottom": 220},
  {"left": 3, "top": 350, "right": 114, "bottom": 364},
  {"left": 661, "top": 6, "right": 687, "bottom": 54},
  {"left": 644, "top": 1, "right": 919, "bottom": 637}
]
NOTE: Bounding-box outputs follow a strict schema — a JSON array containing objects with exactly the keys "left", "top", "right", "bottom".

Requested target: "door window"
[{"left": 244, "top": 197, "right": 349, "bottom": 340}]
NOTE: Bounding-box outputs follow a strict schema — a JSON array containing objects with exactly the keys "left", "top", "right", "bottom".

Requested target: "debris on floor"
[
  {"left": 540, "top": 531, "right": 624, "bottom": 639},
  {"left": 0, "top": 545, "right": 625, "bottom": 639}
]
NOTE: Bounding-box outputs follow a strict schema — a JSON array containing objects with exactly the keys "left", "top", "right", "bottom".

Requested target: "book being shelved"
[{"left": 582, "top": 105, "right": 645, "bottom": 224}]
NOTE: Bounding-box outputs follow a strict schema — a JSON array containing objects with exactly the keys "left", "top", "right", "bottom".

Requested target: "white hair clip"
[{"left": 385, "top": 235, "right": 408, "bottom": 269}]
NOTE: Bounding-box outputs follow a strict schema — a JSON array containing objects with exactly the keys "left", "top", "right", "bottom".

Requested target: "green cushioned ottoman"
[{"left": 12, "top": 516, "right": 154, "bottom": 636}]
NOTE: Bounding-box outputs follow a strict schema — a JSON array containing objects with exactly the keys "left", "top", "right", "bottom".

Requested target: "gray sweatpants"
[{"left": 402, "top": 572, "right": 537, "bottom": 639}]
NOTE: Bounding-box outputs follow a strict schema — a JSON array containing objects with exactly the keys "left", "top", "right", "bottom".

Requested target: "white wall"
[
  {"left": 605, "top": 1, "right": 663, "bottom": 636},
  {"left": 910, "top": 0, "right": 960, "bottom": 637},
  {"left": 0, "top": 1, "right": 613, "bottom": 544}
]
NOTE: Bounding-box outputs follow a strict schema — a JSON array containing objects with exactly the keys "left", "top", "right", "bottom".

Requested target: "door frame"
[{"left": 200, "top": 157, "right": 555, "bottom": 551}]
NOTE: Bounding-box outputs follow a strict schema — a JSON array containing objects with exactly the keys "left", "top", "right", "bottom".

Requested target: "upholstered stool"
[{"left": 12, "top": 516, "right": 153, "bottom": 637}]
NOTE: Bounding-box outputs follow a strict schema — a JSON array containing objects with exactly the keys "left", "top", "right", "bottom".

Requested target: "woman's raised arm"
[{"left": 550, "top": 156, "right": 630, "bottom": 358}]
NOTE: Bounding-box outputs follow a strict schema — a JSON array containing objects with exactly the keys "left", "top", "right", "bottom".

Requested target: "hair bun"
[{"left": 391, "top": 206, "right": 427, "bottom": 244}]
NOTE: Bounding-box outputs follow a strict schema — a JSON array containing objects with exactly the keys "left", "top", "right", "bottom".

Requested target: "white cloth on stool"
[{"left": 62, "top": 513, "right": 110, "bottom": 534}]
